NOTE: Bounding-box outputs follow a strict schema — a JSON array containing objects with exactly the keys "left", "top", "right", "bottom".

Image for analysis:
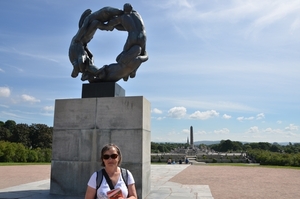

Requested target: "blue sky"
[{"left": 0, "top": 0, "right": 299, "bottom": 143}]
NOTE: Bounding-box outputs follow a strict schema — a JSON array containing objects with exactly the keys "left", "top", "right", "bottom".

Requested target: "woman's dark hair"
[{"left": 100, "top": 143, "right": 122, "bottom": 167}]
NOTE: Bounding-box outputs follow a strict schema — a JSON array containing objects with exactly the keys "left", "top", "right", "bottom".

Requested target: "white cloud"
[
  {"left": 43, "top": 106, "right": 54, "bottom": 112},
  {"left": 189, "top": 110, "right": 219, "bottom": 120},
  {"left": 167, "top": 130, "right": 180, "bottom": 136},
  {"left": 256, "top": 113, "right": 265, "bottom": 120},
  {"left": 1, "top": 111, "right": 20, "bottom": 118},
  {"left": 214, "top": 128, "right": 230, "bottom": 134},
  {"left": 152, "top": 108, "right": 163, "bottom": 114},
  {"left": 195, "top": 130, "right": 208, "bottom": 135},
  {"left": 157, "top": 117, "right": 165, "bottom": 121},
  {"left": 262, "top": 126, "right": 299, "bottom": 139},
  {"left": 21, "top": 94, "right": 40, "bottom": 103},
  {"left": 0, "top": 68, "right": 4, "bottom": 73},
  {"left": 174, "top": 0, "right": 192, "bottom": 8},
  {"left": 290, "top": 17, "right": 300, "bottom": 33},
  {"left": 154, "top": 0, "right": 193, "bottom": 9},
  {"left": 0, "top": 87, "right": 10, "bottom": 97},
  {"left": 0, "top": 104, "right": 9, "bottom": 108},
  {"left": 237, "top": 117, "right": 244, "bottom": 121},
  {"left": 277, "top": 120, "right": 282, "bottom": 124},
  {"left": 182, "top": 129, "right": 190, "bottom": 134},
  {"left": 264, "top": 127, "right": 282, "bottom": 134},
  {"left": 168, "top": 107, "right": 186, "bottom": 119},
  {"left": 247, "top": 126, "right": 260, "bottom": 134},
  {"left": 237, "top": 116, "right": 255, "bottom": 121},
  {"left": 285, "top": 124, "right": 298, "bottom": 131},
  {"left": 154, "top": 0, "right": 300, "bottom": 42},
  {"left": 223, "top": 114, "right": 231, "bottom": 119},
  {"left": 246, "top": 1, "right": 300, "bottom": 35}
]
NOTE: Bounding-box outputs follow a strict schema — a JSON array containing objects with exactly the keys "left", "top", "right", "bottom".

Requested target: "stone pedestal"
[
  {"left": 82, "top": 82, "right": 125, "bottom": 98},
  {"left": 50, "top": 96, "right": 151, "bottom": 199}
]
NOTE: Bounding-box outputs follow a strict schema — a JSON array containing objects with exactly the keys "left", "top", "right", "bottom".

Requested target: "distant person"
[
  {"left": 84, "top": 144, "right": 137, "bottom": 199},
  {"left": 185, "top": 158, "right": 189, "bottom": 164},
  {"left": 179, "top": 160, "right": 182, "bottom": 164},
  {"left": 167, "top": 158, "right": 172, "bottom": 164}
]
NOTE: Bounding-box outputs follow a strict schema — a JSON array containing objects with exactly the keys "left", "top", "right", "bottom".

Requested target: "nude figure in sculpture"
[
  {"left": 91, "top": 45, "right": 148, "bottom": 82},
  {"left": 69, "top": 7, "right": 123, "bottom": 82},
  {"left": 69, "top": 4, "right": 148, "bottom": 83},
  {"left": 100, "top": 3, "right": 148, "bottom": 81}
]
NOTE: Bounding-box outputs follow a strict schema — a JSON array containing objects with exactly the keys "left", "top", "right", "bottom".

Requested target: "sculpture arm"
[
  {"left": 107, "top": 17, "right": 122, "bottom": 29},
  {"left": 84, "top": 46, "right": 93, "bottom": 59}
]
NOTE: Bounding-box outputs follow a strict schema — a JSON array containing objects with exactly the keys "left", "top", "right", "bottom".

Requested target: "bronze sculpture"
[{"left": 69, "top": 3, "right": 148, "bottom": 83}]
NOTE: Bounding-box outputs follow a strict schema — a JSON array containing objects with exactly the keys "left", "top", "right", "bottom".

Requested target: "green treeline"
[
  {"left": 151, "top": 142, "right": 190, "bottom": 153},
  {"left": 0, "top": 120, "right": 52, "bottom": 162},
  {"left": 247, "top": 149, "right": 300, "bottom": 166},
  {"left": 209, "top": 139, "right": 300, "bottom": 154},
  {"left": 210, "top": 139, "right": 300, "bottom": 166}
]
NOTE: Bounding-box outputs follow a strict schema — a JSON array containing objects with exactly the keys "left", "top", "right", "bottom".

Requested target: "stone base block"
[
  {"left": 50, "top": 96, "right": 151, "bottom": 198},
  {"left": 81, "top": 82, "right": 125, "bottom": 98}
]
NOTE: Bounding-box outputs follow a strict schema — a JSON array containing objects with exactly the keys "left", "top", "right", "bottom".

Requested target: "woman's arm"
[
  {"left": 84, "top": 186, "right": 96, "bottom": 199},
  {"left": 127, "top": 183, "right": 137, "bottom": 199}
]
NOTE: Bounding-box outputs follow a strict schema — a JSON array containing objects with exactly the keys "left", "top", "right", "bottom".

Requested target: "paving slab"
[
  {"left": 0, "top": 164, "right": 213, "bottom": 199},
  {"left": 145, "top": 165, "right": 213, "bottom": 199}
]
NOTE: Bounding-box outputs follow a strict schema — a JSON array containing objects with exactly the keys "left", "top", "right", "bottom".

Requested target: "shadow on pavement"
[{"left": 0, "top": 190, "right": 83, "bottom": 199}]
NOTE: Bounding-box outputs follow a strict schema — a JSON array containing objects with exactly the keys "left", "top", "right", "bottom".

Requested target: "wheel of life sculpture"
[{"left": 68, "top": 3, "right": 148, "bottom": 83}]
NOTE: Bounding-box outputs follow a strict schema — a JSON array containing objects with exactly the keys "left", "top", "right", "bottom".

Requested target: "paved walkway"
[
  {"left": 146, "top": 164, "right": 213, "bottom": 199},
  {"left": 0, "top": 164, "right": 213, "bottom": 199},
  {"left": 2, "top": 164, "right": 299, "bottom": 198}
]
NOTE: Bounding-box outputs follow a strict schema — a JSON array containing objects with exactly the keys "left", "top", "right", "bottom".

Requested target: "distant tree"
[
  {"left": 0, "top": 141, "right": 16, "bottom": 162},
  {"left": 4, "top": 120, "right": 16, "bottom": 133},
  {"left": 0, "top": 126, "right": 11, "bottom": 141},
  {"left": 209, "top": 143, "right": 219, "bottom": 151},
  {"left": 219, "top": 139, "right": 233, "bottom": 152},
  {"left": 249, "top": 142, "right": 260, "bottom": 150},
  {"left": 284, "top": 144, "right": 299, "bottom": 154},
  {"left": 157, "top": 145, "right": 165, "bottom": 153},
  {"left": 13, "top": 143, "right": 27, "bottom": 162},
  {"left": 270, "top": 144, "right": 282, "bottom": 152},
  {"left": 10, "top": 123, "right": 31, "bottom": 148},
  {"left": 243, "top": 143, "right": 252, "bottom": 151},
  {"left": 29, "top": 124, "right": 52, "bottom": 149},
  {"left": 27, "top": 150, "right": 38, "bottom": 162},
  {"left": 258, "top": 142, "right": 271, "bottom": 150},
  {"left": 232, "top": 141, "right": 243, "bottom": 151}
]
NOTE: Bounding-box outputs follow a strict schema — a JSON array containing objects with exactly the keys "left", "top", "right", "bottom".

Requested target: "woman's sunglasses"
[{"left": 103, "top": 154, "right": 118, "bottom": 160}]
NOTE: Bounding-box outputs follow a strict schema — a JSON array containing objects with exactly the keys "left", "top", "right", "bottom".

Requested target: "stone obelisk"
[{"left": 190, "top": 126, "right": 194, "bottom": 148}]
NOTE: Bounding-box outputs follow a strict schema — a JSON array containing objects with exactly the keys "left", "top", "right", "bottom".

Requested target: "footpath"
[{"left": 0, "top": 164, "right": 213, "bottom": 199}]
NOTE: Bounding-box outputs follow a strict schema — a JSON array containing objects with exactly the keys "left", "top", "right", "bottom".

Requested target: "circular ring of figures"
[{"left": 69, "top": 3, "right": 148, "bottom": 83}]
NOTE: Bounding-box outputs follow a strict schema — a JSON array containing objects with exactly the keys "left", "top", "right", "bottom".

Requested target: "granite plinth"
[
  {"left": 50, "top": 96, "right": 151, "bottom": 198},
  {"left": 82, "top": 82, "right": 125, "bottom": 98}
]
